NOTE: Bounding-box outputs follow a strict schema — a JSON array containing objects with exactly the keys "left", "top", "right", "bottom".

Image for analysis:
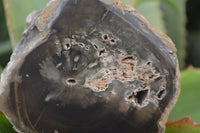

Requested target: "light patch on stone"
[
  {"left": 45, "top": 90, "right": 63, "bottom": 102},
  {"left": 84, "top": 49, "right": 161, "bottom": 106},
  {"left": 56, "top": 62, "right": 62, "bottom": 68},
  {"left": 39, "top": 58, "right": 60, "bottom": 81},
  {"left": 25, "top": 74, "right": 30, "bottom": 78},
  {"left": 54, "top": 36, "right": 62, "bottom": 56},
  {"left": 74, "top": 55, "right": 80, "bottom": 62}
]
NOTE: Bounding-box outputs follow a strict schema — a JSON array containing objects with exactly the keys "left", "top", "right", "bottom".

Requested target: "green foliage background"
[{"left": 0, "top": 0, "right": 200, "bottom": 132}]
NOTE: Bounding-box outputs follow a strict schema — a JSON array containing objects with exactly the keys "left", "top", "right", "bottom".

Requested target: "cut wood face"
[{"left": 0, "top": 0, "right": 180, "bottom": 133}]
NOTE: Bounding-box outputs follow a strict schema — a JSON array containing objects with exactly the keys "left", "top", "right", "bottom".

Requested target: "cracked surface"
[{"left": 0, "top": 0, "right": 180, "bottom": 133}]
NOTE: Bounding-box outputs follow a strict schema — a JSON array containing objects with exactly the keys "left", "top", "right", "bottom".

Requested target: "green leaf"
[
  {"left": 3, "top": 0, "right": 50, "bottom": 47},
  {"left": 134, "top": 0, "right": 167, "bottom": 33},
  {"left": 0, "top": 66, "right": 3, "bottom": 73},
  {"left": 0, "top": 40, "right": 12, "bottom": 67},
  {"left": 0, "top": 40, "right": 12, "bottom": 56},
  {"left": 166, "top": 117, "right": 200, "bottom": 133},
  {"left": 133, "top": 0, "right": 186, "bottom": 70},
  {"left": 0, "top": 65, "right": 3, "bottom": 79},
  {"left": 0, "top": 0, "right": 12, "bottom": 67},
  {"left": 0, "top": 0, "right": 9, "bottom": 42},
  {"left": 168, "top": 68, "right": 200, "bottom": 123},
  {"left": 0, "top": 113, "right": 16, "bottom": 133},
  {"left": 161, "top": 0, "right": 186, "bottom": 70}
]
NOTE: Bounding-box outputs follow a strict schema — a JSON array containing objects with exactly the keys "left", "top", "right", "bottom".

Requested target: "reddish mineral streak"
[{"left": 166, "top": 117, "right": 200, "bottom": 128}]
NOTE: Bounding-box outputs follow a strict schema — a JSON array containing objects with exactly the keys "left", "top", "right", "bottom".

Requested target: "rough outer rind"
[{"left": 0, "top": 0, "right": 180, "bottom": 133}]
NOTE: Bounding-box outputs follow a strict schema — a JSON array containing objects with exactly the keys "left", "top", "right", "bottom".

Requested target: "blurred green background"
[{"left": 0, "top": 0, "right": 200, "bottom": 132}]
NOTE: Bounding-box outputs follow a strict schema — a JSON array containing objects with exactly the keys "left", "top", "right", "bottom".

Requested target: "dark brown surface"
[{"left": 0, "top": 0, "right": 180, "bottom": 133}]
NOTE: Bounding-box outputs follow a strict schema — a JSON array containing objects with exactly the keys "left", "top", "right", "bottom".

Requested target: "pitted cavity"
[
  {"left": 51, "top": 35, "right": 164, "bottom": 108},
  {"left": 62, "top": 38, "right": 71, "bottom": 50},
  {"left": 66, "top": 78, "right": 77, "bottom": 85},
  {"left": 156, "top": 87, "right": 166, "bottom": 100},
  {"left": 83, "top": 46, "right": 164, "bottom": 107},
  {"left": 126, "top": 87, "right": 150, "bottom": 107},
  {"left": 84, "top": 50, "right": 160, "bottom": 92},
  {"left": 101, "top": 33, "right": 119, "bottom": 45}
]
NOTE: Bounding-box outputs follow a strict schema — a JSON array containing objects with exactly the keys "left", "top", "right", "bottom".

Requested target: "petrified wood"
[{"left": 0, "top": 0, "right": 180, "bottom": 133}]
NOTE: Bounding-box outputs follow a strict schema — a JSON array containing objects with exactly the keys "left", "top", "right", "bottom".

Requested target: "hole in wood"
[
  {"left": 102, "top": 34, "right": 109, "bottom": 41},
  {"left": 66, "top": 78, "right": 76, "bottom": 85},
  {"left": 98, "top": 49, "right": 106, "bottom": 56},
  {"left": 110, "top": 39, "right": 116, "bottom": 44},
  {"left": 134, "top": 89, "right": 149, "bottom": 105},
  {"left": 63, "top": 43, "right": 71, "bottom": 50},
  {"left": 157, "top": 89, "right": 166, "bottom": 100}
]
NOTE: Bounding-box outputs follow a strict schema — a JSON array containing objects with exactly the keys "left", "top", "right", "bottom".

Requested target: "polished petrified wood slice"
[{"left": 0, "top": 0, "right": 180, "bottom": 133}]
